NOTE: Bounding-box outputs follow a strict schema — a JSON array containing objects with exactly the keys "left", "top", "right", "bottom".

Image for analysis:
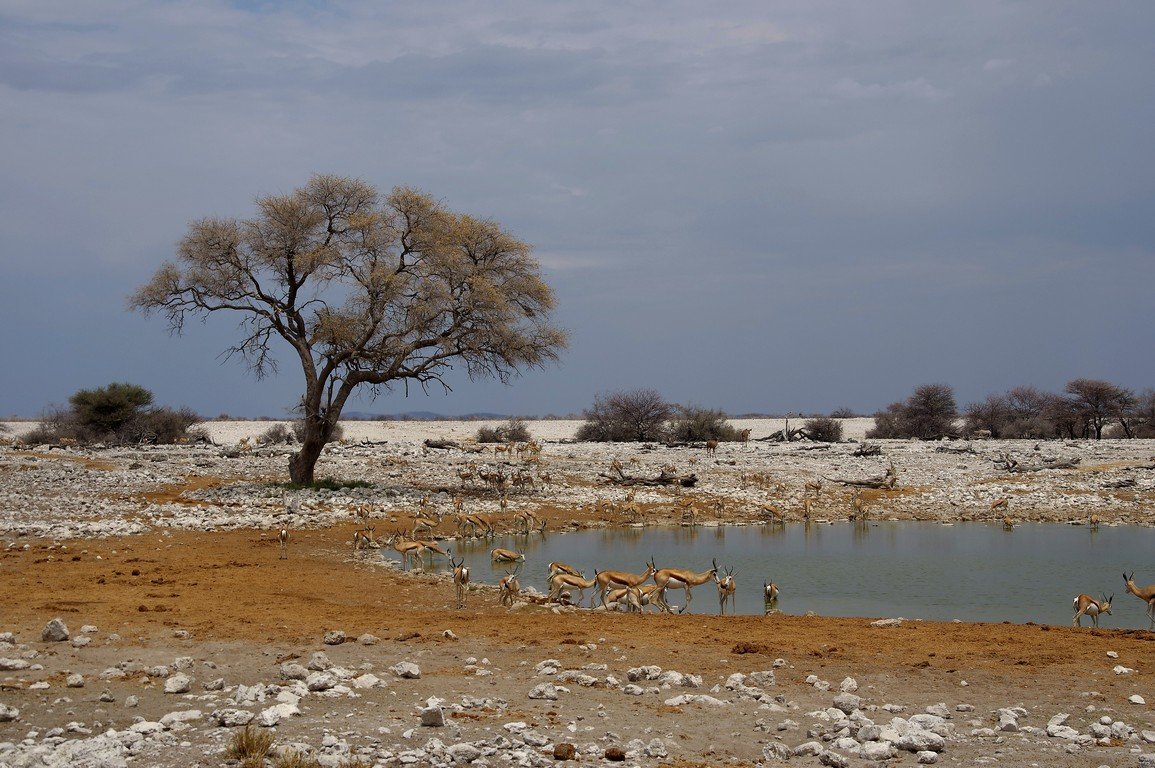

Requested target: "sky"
[{"left": 2, "top": 1, "right": 1153, "bottom": 419}]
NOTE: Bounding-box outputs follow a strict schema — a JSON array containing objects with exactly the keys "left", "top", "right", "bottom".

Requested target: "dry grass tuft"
[
  {"left": 227, "top": 725, "right": 274, "bottom": 762},
  {"left": 272, "top": 750, "right": 321, "bottom": 768}
]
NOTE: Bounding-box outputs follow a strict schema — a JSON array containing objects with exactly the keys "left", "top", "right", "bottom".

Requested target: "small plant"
[
  {"left": 291, "top": 419, "right": 344, "bottom": 444},
  {"left": 226, "top": 725, "right": 274, "bottom": 763}
]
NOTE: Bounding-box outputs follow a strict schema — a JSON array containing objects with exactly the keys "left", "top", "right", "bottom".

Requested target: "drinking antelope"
[
  {"left": 594, "top": 558, "right": 657, "bottom": 607},
  {"left": 1123, "top": 571, "right": 1155, "bottom": 629},
  {"left": 763, "top": 581, "right": 779, "bottom": 606},
  {"left": 716, "top": 568, "right": 737, "bottom": 615},
  {"left": 652, "top": 558, "right": 718, "bottom": 613},
  {"left": 1072, "top": 593, "right": 1113, "bottom": 627},
  {"left": 451, "top": 556, "right": 470, "bottom": 608}
]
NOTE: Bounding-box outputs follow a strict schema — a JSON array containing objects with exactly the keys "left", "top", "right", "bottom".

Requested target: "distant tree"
[
  {"left": 962, "top": 393, "right": 1011, "bottom": 437},
  {"left": 576, "top": 389, "right": 672, "bottom": 442},
  {"left": 69, "top": 382, "right": 153, "bottom": 435},
  {"left": 866, "top": 383, "right": 958, "bottom": 440},
  {"left": 1063, "top": 378, "right": 1136, "bottom": 439},
  {"left": 132, "top": 174, "right": 566, "bottom": 484},
  {"left": 829, "top": 407, "right": 858, "bottom": 419},
  {"left": 803, "top": 416, "right": 843, "bottom": 442},
  {"left": 668, "top": 405, "right": 739, "bottom": 442},
  {"left": 1125, "top": 389, "right": 1155, "bottom": 438},
  {"left": 1000, "top": 385, "right": 1059, "bottom": 438}
]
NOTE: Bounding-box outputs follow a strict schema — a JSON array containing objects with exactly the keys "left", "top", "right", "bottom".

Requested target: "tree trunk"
[{"left": 290, "top": 437, "right": 325, "bottom": 485}]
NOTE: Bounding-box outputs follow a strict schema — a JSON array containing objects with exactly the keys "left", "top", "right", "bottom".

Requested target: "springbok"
[
  {"left": 705, "top": 440, "right": 718, "bottom": 457},
  {"left": 1123, "top": 572, "right": 1155, "bottom": 629},
  {"left": 990, "top": 497, "right": 1009, "bottom": 514},
  {"left": 602, "top": 583, "right": 666, "bottom": 613},
  {"left": 548, "top": 570, "right": 599, "bottom": 606},
  {"left": 594, "top": 558, "right": 657, "bottom": 607},
  {"left": 1072, "top": 593, "right": 1113, "bottom": 627},
  {"left": 716, "top": 567, "right": 737, "bottom": 615},
  {"left": 763, "top": 581, "right": 779, "bottom": 606},
  {"left": 277, "top": 527, "right": 289, "bottom": 559},
  {"left": 490, "top": 547, "right": 524, "bottom": 563},
  {"left": 451, "top": 556, "right": 470, "bottom": 608},
  {"left": 499, "top": 564, "right": 521, "bottom": 607},
  {"left": 652, "top": 558, "right": 718, "bottom": 613},
  {"left": 388, "top": 531, "right": 425, "bottom": 570}
]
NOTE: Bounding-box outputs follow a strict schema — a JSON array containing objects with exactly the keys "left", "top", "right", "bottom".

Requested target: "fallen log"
[
  {"left": 598, "top": 470, "right": 698, "bottom": 488},
  {"left": 994, "top": 453, "right": 1081, "bottom": 473},
  {"left": 423, "top": 438, "right": 463, "bottom": 450},
  {"left": 935, "top": 443, "right": 978, "bottom": 455},
  {"left": 824, "top": 462, "right": 898, "bottom": 489}
]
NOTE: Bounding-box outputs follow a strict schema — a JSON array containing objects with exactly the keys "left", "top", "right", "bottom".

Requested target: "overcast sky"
[{"left": 2, "top": 1, "right": 1153, "bottom": 419}]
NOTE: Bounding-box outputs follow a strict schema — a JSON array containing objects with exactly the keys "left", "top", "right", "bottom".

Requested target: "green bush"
[{"left": 668, "top": 405, "right": 739, "bottom": 442}]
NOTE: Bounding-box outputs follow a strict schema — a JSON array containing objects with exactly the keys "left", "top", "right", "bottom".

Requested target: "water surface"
[{"left": 388, "top": 522, "right": 1155, "bottom": 628}]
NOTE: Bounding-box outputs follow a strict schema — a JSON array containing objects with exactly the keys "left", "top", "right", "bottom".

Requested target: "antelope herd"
[{"left": 265, "top": 434, "right": 1153, "bottom": 630}]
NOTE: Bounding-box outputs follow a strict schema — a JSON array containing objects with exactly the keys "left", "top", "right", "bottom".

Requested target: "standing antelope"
[
  {"left": 352, "top": 524, "right": 377, "bottom": 556},
  {"left": 652, "top": 559, "right": 718, "bottom": 614},
  {"left": 1072, "top": 593, "right": 1113, "bottom": 627},
  {"left": 705, "top": 440, "right": 718, "bottom": 456},
  {"left": 716, "top": 568, "right": 737, "bottom": 615},
  {"left": 514, "top": 509, "right": 547, "bottom": 535},
  {"left": 990, "top": 497, "right": 1009, "bottom": 515},
  {"left": 451, "top": 556, "right": 470, "bottom": 608},
  {"left": 499, "top": 565, "right": 521, "bottom": 607},
  {"left": 1123, "top": 572, "right": 1155, "bottom": 629},
  {"left": 595, "top": 558, "right": 657, "bottom": 607},
  {"left": 549, "top": 570, "right": 599, "bottom": 606},
  {"left": 388, "top": 531, "right": 426, "bottom": 570},
  {"left": 739, "top": 428, "right": 752, "bottom": 447},
  {"left": 277, "top": 527, "right": 290, "bottom": 559}
]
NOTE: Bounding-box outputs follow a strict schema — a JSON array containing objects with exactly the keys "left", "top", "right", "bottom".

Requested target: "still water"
[{"left": 387, "top": 523, "right": 1155, "bottom": 628}]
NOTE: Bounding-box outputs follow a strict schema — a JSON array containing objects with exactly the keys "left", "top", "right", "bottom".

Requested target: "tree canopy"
[{"left": 131, "top": 174, "right": 566, "bottom": 483}]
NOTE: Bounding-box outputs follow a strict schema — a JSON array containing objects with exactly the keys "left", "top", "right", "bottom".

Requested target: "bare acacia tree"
[
  {"left": 131, "top": 175, "right": 566, "bottom": 484},
  {"left": 576, "top": 389, "right": 672, "bottom": 442},
  {"left": 1063, "top": 378, "right": 1136, "bottom": 439}
]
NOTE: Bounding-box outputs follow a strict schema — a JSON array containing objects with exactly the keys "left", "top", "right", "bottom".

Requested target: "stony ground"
[{"left": 1, "top": 421, "right": 1154, "bottom": 767}]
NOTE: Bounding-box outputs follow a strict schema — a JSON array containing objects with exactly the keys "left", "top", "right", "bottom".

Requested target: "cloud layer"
[{"left": 1, "top": 1, "right": 1152, "bottom": 418}]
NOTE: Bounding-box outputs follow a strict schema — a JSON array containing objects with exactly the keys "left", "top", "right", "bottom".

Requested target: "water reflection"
[{"left": 382, "top": 522, "right": 1155, "bottom": 628}]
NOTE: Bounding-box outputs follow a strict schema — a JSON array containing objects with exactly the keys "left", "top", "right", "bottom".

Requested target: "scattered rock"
[
  {"left": 553, "top": 742, "right": 576, "bottom": 760},
  {"left": 322, "top": 630, "right": 346, "bottom": 645},
  {"left": 390, "top": 661, "right": 421, "bottom": 679},
  {"left": 40, "top": 617, "right": 69, "bottom": 642},
  {"left": 164, "top": 673, "right": 192, "bottom": 694},
  {"left": 604, "top": 746, "right": 626, "bottom": 761}
]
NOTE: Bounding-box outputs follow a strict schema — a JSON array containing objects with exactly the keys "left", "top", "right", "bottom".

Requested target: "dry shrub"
[
  {"left": 227, "top": 725, "right": 274, "bottom": 762},
  {"left": 477, "top": 418, "right": 531, "bottom": 443},
  {"left": 259, "top": 423, "right": 296, "bottom": 444}
]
